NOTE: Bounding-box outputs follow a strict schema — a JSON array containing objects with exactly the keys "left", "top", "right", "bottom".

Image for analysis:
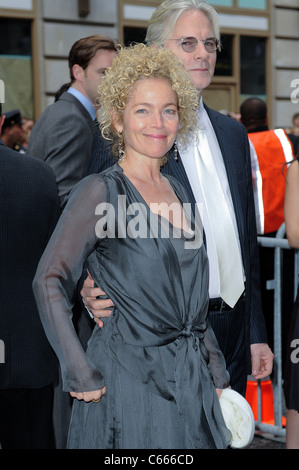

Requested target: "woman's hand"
[
  {"left": 216, "top": 386, "right": 231, "bottom": 398},
  {"left": 70, "top": 385, "right": 107, "bottom": 403}
]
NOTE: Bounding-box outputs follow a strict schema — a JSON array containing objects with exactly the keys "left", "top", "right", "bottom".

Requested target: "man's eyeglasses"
[{"left": 167, "top": 36, "right": 220, "bottom": 53}]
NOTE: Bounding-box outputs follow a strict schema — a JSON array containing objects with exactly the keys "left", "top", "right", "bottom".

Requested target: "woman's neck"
[{"left": 119, "top": 154, "right": 163, "bottom": 184}]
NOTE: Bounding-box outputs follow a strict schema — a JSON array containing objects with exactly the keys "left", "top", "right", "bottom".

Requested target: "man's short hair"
[
  {"left": 68, "top": 35, "right": 117, "bottom": 82},
  {"left": 240, "top": 97, "right": 267, "bottom": 129}
]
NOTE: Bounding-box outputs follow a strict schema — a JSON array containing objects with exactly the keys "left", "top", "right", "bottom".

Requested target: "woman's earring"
[
  {"left": 118, "top": 131, "right": 124, "bottom": 161},
  {"left": 174, "top": 141, "right": 178, "bottom": 161}
]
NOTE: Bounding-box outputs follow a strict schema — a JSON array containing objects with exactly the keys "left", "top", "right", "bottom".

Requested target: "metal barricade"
[{"left": 254, "top": 223, "right": 299, "bottom": 437}]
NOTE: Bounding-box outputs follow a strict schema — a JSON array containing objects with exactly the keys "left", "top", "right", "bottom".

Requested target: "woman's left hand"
[
  {"left": 70, "top": 385, "right": 107, "bottom": 403},
  {"left": 216, "top": 386, "right": 231, "bottom": 398}
]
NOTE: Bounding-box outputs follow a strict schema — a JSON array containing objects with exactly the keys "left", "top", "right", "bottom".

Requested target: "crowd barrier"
[{"left": 249, "top": 223, "right": 299, "bottom": 437}]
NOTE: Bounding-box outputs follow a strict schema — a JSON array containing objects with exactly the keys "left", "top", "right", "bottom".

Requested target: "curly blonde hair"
[{"left": 97, "top": 43, "right": 199, "bottom": 156}]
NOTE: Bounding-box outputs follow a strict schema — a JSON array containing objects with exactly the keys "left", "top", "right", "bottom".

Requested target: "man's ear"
[{"left": 72, "top": 64, "right": 84, "bottom": 82}]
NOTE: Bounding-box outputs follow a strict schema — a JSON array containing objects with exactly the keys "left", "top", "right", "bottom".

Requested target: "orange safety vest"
[{"left": 249, "top": 129, "right": 295, "bottom": 234}]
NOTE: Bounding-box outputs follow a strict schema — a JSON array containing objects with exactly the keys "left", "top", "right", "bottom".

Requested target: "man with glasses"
[{"left": 85, "top": 0, "right": 273, "bottom": 397}]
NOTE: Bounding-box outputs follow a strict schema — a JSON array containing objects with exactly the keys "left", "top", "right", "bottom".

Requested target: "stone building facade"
[{"left": 0, "top": 0, "right": 298, "bottom": 129}]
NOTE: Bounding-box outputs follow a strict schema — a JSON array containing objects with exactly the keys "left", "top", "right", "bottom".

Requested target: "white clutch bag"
[{"left": 219, "top": 388, "right": 255, "bottom": 449}]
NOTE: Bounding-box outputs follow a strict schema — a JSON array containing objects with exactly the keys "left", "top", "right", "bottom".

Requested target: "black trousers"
[
  {"left": 209, "top": 295, "right": 248, "bottom": 396},
  {"left": 0, "top": 384, "right": 55, "bottom": 449}
]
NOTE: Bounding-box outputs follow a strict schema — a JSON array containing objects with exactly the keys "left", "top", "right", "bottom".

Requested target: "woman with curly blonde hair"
[
  {"left": 33, "top": 43, "right": 231, "bottom": 449},
  {"left": 99, "top": 43, "right": 199, "bottom": 154}
]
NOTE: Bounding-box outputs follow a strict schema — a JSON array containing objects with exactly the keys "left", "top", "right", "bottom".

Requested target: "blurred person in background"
[
  {"left": 27, "top": 34, "right": 117, "bottom": 211},
  {"left": 0, "top": 109, "right": 26, "bottom": 152},
  {"left": 0, "top": 103, "right": 60, "bottom": 449},
  {"left": 19, "top": 116, "right": 34, "bottom": 152}
]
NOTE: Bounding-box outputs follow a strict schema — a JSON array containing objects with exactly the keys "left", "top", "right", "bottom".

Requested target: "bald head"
[{"left": 240, "top": 97, "right": 267, "bottom": 130}]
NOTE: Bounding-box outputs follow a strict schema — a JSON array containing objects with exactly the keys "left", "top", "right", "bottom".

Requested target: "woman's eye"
[
  {"left": 165, "top": 108, "right": 177, "bottom": 115},
  {"left": 136, "top": 108, "right": 147, "bottom": 114}
]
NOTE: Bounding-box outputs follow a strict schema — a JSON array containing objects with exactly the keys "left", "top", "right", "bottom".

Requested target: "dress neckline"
[{"left": 115, "top": 162, "right": 193, "bottom": 234}]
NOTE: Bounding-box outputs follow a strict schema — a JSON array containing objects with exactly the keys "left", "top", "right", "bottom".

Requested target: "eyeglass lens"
[{"left": 180, "top": 37, "right": 218, "bottom": 53}]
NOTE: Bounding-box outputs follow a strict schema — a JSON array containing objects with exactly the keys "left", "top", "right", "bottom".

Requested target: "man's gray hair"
[{"left": 145, "top": 0, "right": 220, "bottom": 47}]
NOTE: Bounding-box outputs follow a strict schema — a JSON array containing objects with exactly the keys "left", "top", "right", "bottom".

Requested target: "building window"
[
  {"left": 240, "top": 36, "right": 266, "bottom": 98},
  {"left": 238, "top": 0, "right": 267, "bottom": 10},
  {"left": 0, "top": 18, "right": 33, "bottom": 118},
  {"left": 207, "top": 0, "right": 233, "bottom": 6},
  {"left": 206, "top": 0, "right": 267, "bottom": 9},
  {"left": 215, "top": 34, "right": 233, "bottom": 77},
  {"left": 123, "top": 26, "right": 147, "bottom": 46}
]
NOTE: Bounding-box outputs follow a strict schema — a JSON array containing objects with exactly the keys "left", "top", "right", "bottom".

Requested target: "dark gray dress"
[{"left": 33, "top": 163, "right": 231, "bottom": 449}]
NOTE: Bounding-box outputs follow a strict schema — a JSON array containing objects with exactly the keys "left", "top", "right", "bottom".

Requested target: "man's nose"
[{"left": 193, "top": 40, "right": 209, "bottom": 59}]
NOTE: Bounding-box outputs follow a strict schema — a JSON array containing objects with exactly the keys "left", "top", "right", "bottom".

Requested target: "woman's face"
[{"left": 118, "top": 77, "right": 180, "bottom": 162}]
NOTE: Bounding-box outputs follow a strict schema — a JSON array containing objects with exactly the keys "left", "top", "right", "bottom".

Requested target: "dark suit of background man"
[
  {"left": 0, "top": 103, "right": 60, "bottom": 449},
  {"left": 86, "top": 0, "right": 273, "bottom": 397},
  {"left": 27, "top": 35, "right": 117, "bottom": 211}
]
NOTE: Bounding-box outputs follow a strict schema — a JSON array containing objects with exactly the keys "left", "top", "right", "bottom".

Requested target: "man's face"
[
  {"left": 79, "top": 49, "right": 117, "bottom": 106},
  {"left": 165, "top": 9, "right": 217, "bottom": 91},
  {"left": 10, "top": 123, "right": 25, "bottom": 146},
  {"left": 1, "top": 122, "right": 25, "bottom": 148}
]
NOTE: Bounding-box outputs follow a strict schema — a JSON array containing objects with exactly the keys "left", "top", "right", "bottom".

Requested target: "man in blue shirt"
[{"left": 27, "top": 35, "right": 117, "bottom": 210}]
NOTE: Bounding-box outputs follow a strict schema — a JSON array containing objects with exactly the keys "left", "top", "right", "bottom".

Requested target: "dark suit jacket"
[
  {"left": 88, "top": 105, "right": 268, "bottom": 366},
  {"left": 0, "top": 140, "right": 61, "bottom": 389},
  {"left": 27, "top": 92, "right": 97, "bottom": 210}
]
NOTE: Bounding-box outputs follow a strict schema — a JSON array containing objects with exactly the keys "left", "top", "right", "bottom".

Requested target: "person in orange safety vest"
[
  {"left": 240, "top": 97, "right": 298, "bottom": 360},
  {"left": 240, "top": 98, "right": 295, "bottom": 235}
]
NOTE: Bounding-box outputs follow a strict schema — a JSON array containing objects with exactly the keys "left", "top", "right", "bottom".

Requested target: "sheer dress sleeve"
[
  {"left": 204, "top": 320, "right": 230, "bottom": 389},
  {"left": 33, "top": 174, "right": 108, "bottom": 392}
]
